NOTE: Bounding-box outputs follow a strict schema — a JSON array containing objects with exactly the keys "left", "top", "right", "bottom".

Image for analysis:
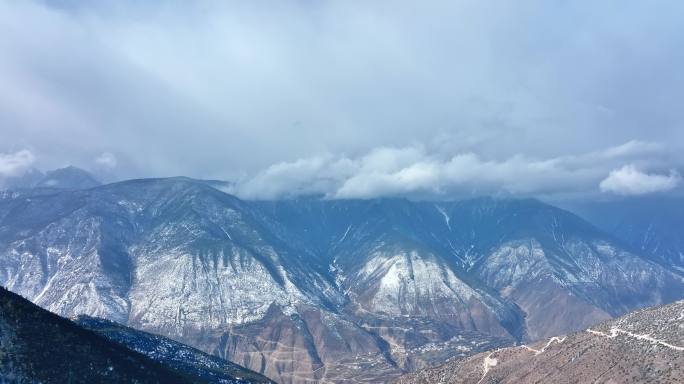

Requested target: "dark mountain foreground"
[
  {"left": 0, "top": 287, "right": 270, "bottom": 383},
  {"left": 0, "top": 286, "right": 188, "bottom": 383},
  {"left": 395, "top": 299, "right": 684, "bottom": 384}
]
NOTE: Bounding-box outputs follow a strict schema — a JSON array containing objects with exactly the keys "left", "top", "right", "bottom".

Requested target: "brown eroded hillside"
[{"left": 396, "top": 299, "right": 684, "bottom": 384}]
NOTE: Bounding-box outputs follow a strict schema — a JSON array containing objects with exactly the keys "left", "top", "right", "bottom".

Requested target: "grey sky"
[{"left": 1, "top": 0, "right": 683, "bottom": 199}]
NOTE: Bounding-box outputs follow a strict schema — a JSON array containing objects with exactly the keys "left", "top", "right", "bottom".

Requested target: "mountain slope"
[
  {"left": 76, "top": 316, "right": 274, "bottom": 384},
  {"left": 565, "top": 197, "right": 684, "bottom": 274},
  {"left": 0, "top": 286, "right": 271, "bottom": 383},
  {"left": 0, "top": 286, "right": 191, "bottom": 383},
  {"left": 258, "top": 197, "right": 683, "bottom": 339},
  {"left": 447, "top": 198, "right": 683, "bottom": 339},
  {"left": 395, "top": 299, "right": 684, "bottom": 384}
]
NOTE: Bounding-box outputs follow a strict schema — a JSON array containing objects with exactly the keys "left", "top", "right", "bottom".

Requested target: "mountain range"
[{"left": 0, "top": 172, "right": 682, "bottom": 383}]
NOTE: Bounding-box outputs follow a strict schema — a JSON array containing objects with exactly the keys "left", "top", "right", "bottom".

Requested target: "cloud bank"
[{"left": 227, "top": 141, "right": 679, "bottom": 199}]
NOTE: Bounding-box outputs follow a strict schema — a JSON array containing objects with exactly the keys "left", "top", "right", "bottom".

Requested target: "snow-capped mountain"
[
  {"left": 0, "top": 178, "right": 682, "bottom": 383},
  {"left": 257, "top": 197, "right": 683, "bottom": 340}
]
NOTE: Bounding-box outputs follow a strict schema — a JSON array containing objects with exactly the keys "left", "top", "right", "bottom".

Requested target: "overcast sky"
[{"left": 1, "top": 0, "right": 683, "bottom": 199}]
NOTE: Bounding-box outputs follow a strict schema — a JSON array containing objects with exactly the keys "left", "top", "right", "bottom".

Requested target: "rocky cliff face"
[
  {"left": 395, "top": 299, "right": 684, "bottom": 384},
  {"left": 1, "top": 179, "right": 682, "bottom": 383}
]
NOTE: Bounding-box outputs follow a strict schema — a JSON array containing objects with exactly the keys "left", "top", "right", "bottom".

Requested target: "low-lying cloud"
[
  {"left": 0, "top": 150, "right": 35, "bottom": 178},
  {"left": 94, "top": 152, "right": 118, "bottom": 170},
  {"left": 600, "top": 165, "right": 681, "bottom": 195},
  {"left": 228, "top": 141, "right": 680, "bottom": 200}
]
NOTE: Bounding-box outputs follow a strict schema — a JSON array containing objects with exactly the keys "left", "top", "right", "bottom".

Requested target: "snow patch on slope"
[
  {"left": 129, "top": 246, "right": 309, "bottom": 334},
  {"left": 354, "top": 250, "right": 479, "bottom": 315},
  {"left": 478, "top": 240, "right": 552, "bottom": 292}
]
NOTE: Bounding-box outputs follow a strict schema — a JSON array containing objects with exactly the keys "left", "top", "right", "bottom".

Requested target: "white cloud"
[
  {"left": 0, "top": 149, "right": 35, "bottom": 177},
  {"left": 599, "top": 140, "right": 663, "bottom": 159},
  {"left": 228, "top": 155, "right": 354, "bottom": 199},
  {"left": 231, "top": 141, "right": 673, "bottom": 200},
  {"left": 94, "top": 152, "right": 117, "bottom": 169},
  {"left": 600, "top": 165, "right": 681, "bottom": 195}
]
